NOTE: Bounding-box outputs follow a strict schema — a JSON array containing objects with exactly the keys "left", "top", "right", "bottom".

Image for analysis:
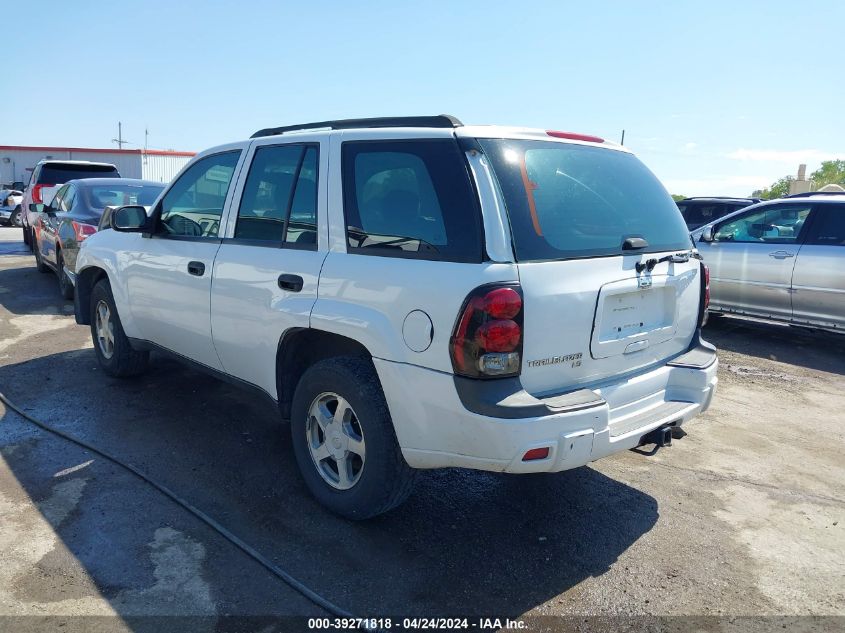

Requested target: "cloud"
[{"left": 727, "top": 148, "right": 843, "bottom": 163}]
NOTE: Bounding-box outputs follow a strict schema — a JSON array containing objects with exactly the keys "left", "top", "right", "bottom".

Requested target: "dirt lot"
[{"left": 0, "top": 226, "right": 843, "bottom": 631}]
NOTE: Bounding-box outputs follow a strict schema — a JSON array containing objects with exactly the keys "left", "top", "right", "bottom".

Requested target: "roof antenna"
[{"left": 620, "top": 129, "right": 625, "bottom": 145}]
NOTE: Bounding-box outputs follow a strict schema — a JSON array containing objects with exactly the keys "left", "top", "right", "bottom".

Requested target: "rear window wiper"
[{"left": 636, "top": 250, "right": 692, "bottom": 273}]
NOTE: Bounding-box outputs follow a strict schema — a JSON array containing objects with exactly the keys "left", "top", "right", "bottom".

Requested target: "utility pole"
[{"left": 112, "top": 122, "right": 126, "bottom": 149}]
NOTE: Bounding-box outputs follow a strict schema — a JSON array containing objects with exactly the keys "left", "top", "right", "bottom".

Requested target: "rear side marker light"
[
  {"left": 546, "top": 130, "right": 604, "bottom": 143},
  {"left": 522, "top": 447, "right": 550, "bottom": 461}
]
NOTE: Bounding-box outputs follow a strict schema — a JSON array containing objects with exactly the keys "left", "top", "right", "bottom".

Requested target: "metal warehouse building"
[{"left": 0, "top": 145, "right": 196, "bottom": 187}]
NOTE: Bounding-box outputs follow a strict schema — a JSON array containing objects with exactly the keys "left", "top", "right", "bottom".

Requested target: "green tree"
[
  {"left": 671, "top": 194, "right": 687, "bottom": 202},
  {"left": 752, "top": 176, "right": 793, "bottom": 200},
  {"left": 810, "top": 160, "right": 845, "bottom": 188}
]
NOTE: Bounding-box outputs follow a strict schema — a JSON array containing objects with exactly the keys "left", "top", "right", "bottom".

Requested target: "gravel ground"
[{"left": 0, "top": 226, "right": 842, "bottom": 632}]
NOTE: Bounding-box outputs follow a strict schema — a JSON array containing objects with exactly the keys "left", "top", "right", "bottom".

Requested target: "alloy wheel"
[
  {"left": 306, "top": 392, "right": 366, "bottom": 490},
  {"left": 95, "top": 300, "right": 115, "bottom": 360}
]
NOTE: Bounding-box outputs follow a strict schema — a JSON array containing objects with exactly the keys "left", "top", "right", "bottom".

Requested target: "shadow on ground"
[
  {"left": 704, "top": 315, "right": 845, "bottom": 375},
  {"left": 1, "top": 347, "right": 657, "bottom": 621}
]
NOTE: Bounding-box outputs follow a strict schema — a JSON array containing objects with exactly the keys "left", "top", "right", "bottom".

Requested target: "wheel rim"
[
  {"left": 12, "top": 211, "right": 22, "bottom": 227},
  {"left": 95, "top": 300, "right": 115, "bottom": 360},
  {"left": 306, "top": 392, "right": 366, "bottom": 490}
]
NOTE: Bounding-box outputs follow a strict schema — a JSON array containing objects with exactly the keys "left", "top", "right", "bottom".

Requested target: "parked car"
[
  {"left": 695, "top": 193, "right": 844, "bottom": 332},
  {"left": 676, "top": 197, "right": 760, "bottom": 231},
  {"left": 21, "top": 160, "right": 120, "bottom": 249},
  {"left": 30, "top": 179, "right": 165, "bottom": 299},
  {"left": 73, "top": 115, "right": 717, "bottom": 519},
  {"left": 0, "top": 189, "right": 23, "bottom": 226}
]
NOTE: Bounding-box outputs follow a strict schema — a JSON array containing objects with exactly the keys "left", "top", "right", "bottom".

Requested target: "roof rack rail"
[
  {"left": 784, "top": 191, "right": 845, "bottom": 198},
  {"left": 251, "top": 114, "right": 463, "bottom": 139}
]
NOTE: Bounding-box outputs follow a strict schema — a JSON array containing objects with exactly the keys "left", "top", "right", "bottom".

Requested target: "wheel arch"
[
  {"left": 276, "top": 328, "right": 374, "bottom": 420},
  {"left": 74, "top": 265, "right": 109, "bottom": 325}
]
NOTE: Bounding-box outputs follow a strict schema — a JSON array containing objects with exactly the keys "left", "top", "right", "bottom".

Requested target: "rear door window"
[
  {"left": 480, "top": 139, "right": 690, "bottom": 261},
  {"left": 714, "top": 205, "right": 812, "bottom": 243},
  {"left": 234, "top": 144, "right": 318, "bottom": 248},
  {"left": 342, "top": 139, "right": 482, "bottom": 262},
  {"left": 38, "top": 164, "right": 120, "bottom": 184}
]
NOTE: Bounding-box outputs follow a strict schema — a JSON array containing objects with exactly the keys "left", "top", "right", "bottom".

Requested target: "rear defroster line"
[{"left": 0, "top": 390, "right": 355, "bottom": 621}]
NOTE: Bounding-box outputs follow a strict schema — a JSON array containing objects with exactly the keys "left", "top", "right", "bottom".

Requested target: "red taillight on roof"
[
  {"left": 31, "top": 184, "right": 48, "bottom": 204},
  {"left": 72, "top": 221, "right": 97, "bottom": 242},
  {"left": 451, "top": 284, "right": 523, "bottom": 378},
  {"left": 546, "top": 130, "right": 604, "bottom": 143}
]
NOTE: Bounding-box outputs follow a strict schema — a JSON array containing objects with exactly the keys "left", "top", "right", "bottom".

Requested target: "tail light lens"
[
  {"left": 451, "top": 284, "right": 523, "bottom": 378},
  {"left": 32, "top": 184, "right": 48, "bottom": 204},
  {"left": 72, "top": 221, "right": 97, "bottom": 242}
]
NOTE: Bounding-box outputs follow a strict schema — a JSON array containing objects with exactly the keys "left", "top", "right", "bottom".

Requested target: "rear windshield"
[
  {"left": 38, "top": 164, "right": 120, "bottom": 184},
  {"left": 84, "top": 184, "right": 164, "bottom": 210},
  {"left": 480, "top": 139, "right": 690, "bottom": 261},
  {"left": 677, "top": 201, "right": 746, "bottom": 229}
]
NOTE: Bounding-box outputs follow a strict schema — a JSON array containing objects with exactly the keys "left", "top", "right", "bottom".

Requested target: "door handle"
[
  {"left": 187, "top": 261, "right": 206, "bottom": 276},
  {"left": 278, "top": 274, "right": 304, "bottom": 292},
  {"left": 768, "top": 251, "right": 794, "bottom": 259}
]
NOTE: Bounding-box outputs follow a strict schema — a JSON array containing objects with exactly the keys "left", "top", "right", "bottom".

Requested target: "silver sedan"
[{"left": 694, "top": 193, "right": 844, "bottom": 333}]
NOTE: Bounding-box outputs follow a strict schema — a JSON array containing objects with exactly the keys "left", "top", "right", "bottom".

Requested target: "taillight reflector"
[
  {"left": 72, "top": 221, "right": 98, "bottom": 242},
  {"left": 546, "top": 130, "right": 604, "bottom": 143},
  {"left": 522, "top": 447, "right": 550, "bottom": 461}
]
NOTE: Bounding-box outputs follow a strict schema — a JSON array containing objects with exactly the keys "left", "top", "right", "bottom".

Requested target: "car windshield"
[
  {"left": 85, "top": 184, "right": 165, "bottom": 210},
  {"left": 480, "top": 139, "right": 691, "bottom": 261},
  {"left": 38, "top": 164, "right": 120, "bottom": 184},
  {"left": 678, "top": 202, "right": 745, "bottom": 229}
]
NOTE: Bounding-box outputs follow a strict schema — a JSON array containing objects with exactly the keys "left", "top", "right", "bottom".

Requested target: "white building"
[{"left": 0, "top": 145, "right": 196, "bottom": 187}]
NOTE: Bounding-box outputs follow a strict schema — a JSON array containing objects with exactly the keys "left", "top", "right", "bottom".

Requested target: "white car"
[
  {"left": 0, "top": 189, "right": 23, "bottom": 226},
  {"left": 74, "top": 116, "right": 718, "bottom": 519}
]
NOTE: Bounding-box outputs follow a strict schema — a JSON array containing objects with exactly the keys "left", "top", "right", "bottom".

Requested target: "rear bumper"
[
  {"left": 375, "top": 346, "right": 717, "bottom": 473},
  {"left": 0, "top": 209, "right": 11, "bottom": 221}
]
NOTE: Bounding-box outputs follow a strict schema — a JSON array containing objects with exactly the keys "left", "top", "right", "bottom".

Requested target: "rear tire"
[
  {"left": 90, "top": 279, "right": 149, "bottom": 377},
  {"left": 22, "top": 224, "right": 30, "bottom": 246},
  {"left": 57, "top": 250, "right": 74, "bottom": 300},
  {"left": 290, "top": 356, "right": 417, "bottom": 519}
]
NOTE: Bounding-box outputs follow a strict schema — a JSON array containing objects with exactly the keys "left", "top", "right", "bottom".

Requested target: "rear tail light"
[
  {"left": 698, "top": 262, "right": 710, "bottom": 326},
  {"left": 31, "top": 184, "right": 48, "bottom": 204},
  {"left": 72, "top": 221, "right": 98, "bottom": 242},
  {"left": 451, "top": 284, "right": 523, "bottom": 378}
]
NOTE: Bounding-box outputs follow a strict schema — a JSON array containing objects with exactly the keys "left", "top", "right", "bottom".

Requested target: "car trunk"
[
  {"left": 516, "top": 254, "right": 700, "bottom": 395},
  {"left": 476, "top": 135, "right": 701, "bottom": 396}
]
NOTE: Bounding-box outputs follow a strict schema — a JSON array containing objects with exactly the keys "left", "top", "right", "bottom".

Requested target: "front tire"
[
  {"left": 33, "top": 241, "right": 49, "bottom": 273},
  {"left": 290, "top": 357, "right": 417, "bottom": 519},
  {"left": 10, "top": 208, "right": 22, "bottom": 227},
  {"left": 89, "top": 279, "right": 149, "bottom": 377}
]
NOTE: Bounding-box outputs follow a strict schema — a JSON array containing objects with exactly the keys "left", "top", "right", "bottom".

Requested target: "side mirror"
[
  {"left": 700, "top": 226, "right": 714, "bottom": 243},
  {"left": 29, "top": 203, "right": 44, "bottom": 214},
  {"left": 112, "top": 205, "right": 149, "bottom": 232}
]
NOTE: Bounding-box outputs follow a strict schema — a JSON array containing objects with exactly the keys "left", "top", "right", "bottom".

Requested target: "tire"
[
  {"left": 290, "top": 356, "right": 417, "bottom": 519},
  {"left": 10, "top": 208, "right": 22, "bottom": 228},
  {"left": 22, "top": 224, "right": 30, "bottom": 246},
  {"left": 57, "top": 249, "right": 74, "bottom": 300},
  {"left": 33, "top": 241, "right": 49, "bottom": 273},
  {"left": 89, "top": 279, "right": 149, "bottom": 378}
]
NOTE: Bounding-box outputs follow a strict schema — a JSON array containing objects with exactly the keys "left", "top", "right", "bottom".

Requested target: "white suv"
[{"left": 73, "top": 116, "right": 718, "bottom": 519}]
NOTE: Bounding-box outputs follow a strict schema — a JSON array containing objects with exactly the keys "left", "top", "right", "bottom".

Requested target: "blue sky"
[{"left": 4, "top": 0, "right": 842, "bottom": 196}]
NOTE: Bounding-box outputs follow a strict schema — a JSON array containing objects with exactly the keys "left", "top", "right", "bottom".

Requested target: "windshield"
[
  {"left": 84, "top": 184, "right": 164, "bottom": 210},
  {"left": 38, "top": 164, "right": 120, "bottom": 184},
  {"left": 480, "top": 139, "right": 691, "bottom": 261},
  {"left": 677, "top": 202, "right": 745, "bottom": 229}
]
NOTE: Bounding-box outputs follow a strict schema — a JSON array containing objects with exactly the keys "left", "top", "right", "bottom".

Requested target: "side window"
[
  {"left": 714, "top": 205, "right": 812, "bottom": 243},
  {"left": 341, "top": 140, "right": 482, "bottom": 262},
  {"left": 50, "top": 185, "right": 68, "bottom": 210},
  {"left": 805, "top": 206, "right": 845, "bottom": 246},
  {"left": 60, "top": 185, "right": 76, "bottom": 211},
  {"left": 159, "top": 151, "right": 240, "bottom": 238},
  {"left": 234, "top": 144, "right": 318, "bottom": 248}
]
